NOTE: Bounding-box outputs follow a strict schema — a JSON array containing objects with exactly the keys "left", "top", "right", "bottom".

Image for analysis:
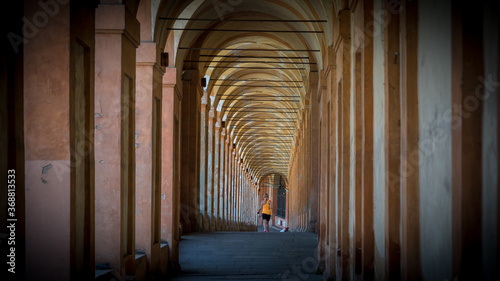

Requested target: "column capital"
[
  {"left": 96, "top": 4, "right": 140, "bottom": 47},
  {"left": 201, "top": 90, "right": 208, "bottom": 105},
  {"left": 162, "top": 68, "right": 177, "bottom": 85},
  {"left": 324, "top": 45, "right": 336, "bottom": 76},
  {"left": 136, "top": 42, "right": 164, "bottom": 75},
  {"left": 215, "top": 116, "right": 221, "bottom": 129}
]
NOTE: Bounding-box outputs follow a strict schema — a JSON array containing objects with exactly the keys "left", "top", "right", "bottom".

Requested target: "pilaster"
[
  {"left": 207, "top": 107, "right": 215, "bottom": 231},
  {"left": 94, "top": 3, "right": 140, "bottom": 277},
  {"left": 161, "top": 66, "right": 180, "bottom": 268},
  {"left": 135, "top": 41, "right": 164, "bottom": 275}
]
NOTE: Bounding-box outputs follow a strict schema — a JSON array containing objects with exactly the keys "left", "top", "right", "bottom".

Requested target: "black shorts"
[{"left": 262, "top": 214, "right": 271, "bottom": 221}]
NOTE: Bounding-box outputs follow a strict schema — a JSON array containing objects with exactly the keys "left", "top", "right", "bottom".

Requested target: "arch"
[{"left": 155, "top": 0, "right": 330, "bottom": 182}]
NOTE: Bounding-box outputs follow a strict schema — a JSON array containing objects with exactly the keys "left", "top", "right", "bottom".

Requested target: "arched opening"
[{"left": 9, "top": 0, "right": 499, "bottom": 280}]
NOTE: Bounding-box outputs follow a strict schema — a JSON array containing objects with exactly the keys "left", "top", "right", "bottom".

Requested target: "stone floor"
[{"left": 169, "top": 226, "right": 323, "bottom": 281}]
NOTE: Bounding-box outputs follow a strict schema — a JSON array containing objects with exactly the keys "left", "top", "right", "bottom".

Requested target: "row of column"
[
  {"left": 289, "top": 1, "right": 499, "bottom": 281},
  {"left": 22, "top": 2, "right": 180, "bottom": 280},
  {"left": 286, "top": 73, "right": 315, "bottom": 235},
  {"left": 287, "top": 114, "right": 310, "bottom": 234},
  {"left": 198, "top": 101, "right": 258, "bottom": 232}
]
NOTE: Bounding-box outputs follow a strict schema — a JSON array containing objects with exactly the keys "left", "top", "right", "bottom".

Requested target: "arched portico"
[{"left": 2, "top": 1, "right": 499, "bottom": 280}]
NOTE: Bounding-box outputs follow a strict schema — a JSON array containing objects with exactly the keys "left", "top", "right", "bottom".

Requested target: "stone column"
[
  {"left": 360, "top": 4, "right": 377, "bottom": 278},
  {"left": 135, "top": 41, "right": 163, "bottom": 275},
  {"left": 24, "top": 1, "right": 97, "bottom": 280},
  {"left": 308, "top": 71, "right": 320, "bottom": 234},
  {"left": 239, "top": 164, "right": 244, "bottom": 227},
  {"left": 213, "top": 115, "right": 221, "bottom": 230},
  {"left": 219, "top": 127, "right": 226, "bottom": 230},
  {"left": 339, "top": 9, "right": 352, "bottom": 281},
  {"left": 233, "top": 155, "right": 237, "bottom": 229},
  {"left": 256, "top": 186, "right": 259, "bottom": 227},
  {"left": 324, "top": 45, "right": 337, "bottom": 277},
  {"left": 236, "top": 160, "right": 241, "bottom": 228},
  {"left": 223, "top": 134, "right": 229, "bottom": 230},
  {"left": 242, "top": 176, "right": 247, "bottom": 227},
  {"left": 319, "top": 75, "right": 328, "bottom": 251},
  {"left": 206, "top": 107, "right": 214, "bottom": 231},
  {"left": 180, "top": 69, "right": 201, "bottom": 234},
  {"left": 384, "top": 2, "right": 401, "bottom": 279},
  {"left": 400, "top": 1, "right": 419, "bottom": 280},
  {"left": 231, "top": 149, "right": 236, "bottom": 230},
  {"left": 94, "top": 3, "right": 140, "bottom": 277},
  {"left": 162, "top": 67, "right": 181, "bottom": 268},
  {"left": 451, "top": 2, "right": 486, "bottom": 279},
  {"left": 199, "top": 92, "right": 208, "bottom": 230},
  {"left": 226, "top": 144, "right": 231, "bottom": 230},
  {"left": 253, "top": 185, "right": 257, "bottom": 226},
  {"left": 246, "top": 177, "right": 250, "bottom": 226},
  {"left": 236, "top": 153, "right": 239, "bottom": 228},
  {"left": 246, "top": 178, "right": 251, "bottom": 226},
  {"left": 226, "top": 142, "right": 233, "bottom": 230}
]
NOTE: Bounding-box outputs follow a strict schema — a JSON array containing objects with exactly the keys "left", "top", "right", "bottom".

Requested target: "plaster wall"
[
  {"left": 481, "top": 2, "right": 499, "bottom": 279},
  {"left": 94, "top": 29, "right": 125, "bottom": 268},
  {"left": 348, "top": 5, "right": 365, "bottom": 277},
  {"left": 418, "top": 0, "right": 453, "bottom": 280},
  {"left": 135, "top": 61, "right": 154, "bottom": 256},
  {"left": 372, "top": 0, "right": 386, "bottom": 279},
  {"left": 23, "top": 1, "right": 71, "bottom": 279},
  {"left": 94, "top": 4, "right": 140, "bottom": 273},
  {"left": 25, "top": 160, "right": 71, "bottom": 280},
  {"left": 309, "top": 80, "right": 320, "bottom": 233},
  {"left": 161, "top": 70, "right": 175, "bottom": 254},
  {"left": 319, "top": 81, "right": 328, "bottom": 263}
]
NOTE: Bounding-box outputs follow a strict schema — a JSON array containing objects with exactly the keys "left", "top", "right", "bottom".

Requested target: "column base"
[
  {"left": 203, "top": 215, "right": 211, "bottom": 231},
  {"left": 210, "top": 216, "right": 217, "bottom": 231}
]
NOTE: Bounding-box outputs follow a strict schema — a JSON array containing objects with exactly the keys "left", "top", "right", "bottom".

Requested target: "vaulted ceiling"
[{"left": 156, "top": 0, "right": 334, "bottom": 183}]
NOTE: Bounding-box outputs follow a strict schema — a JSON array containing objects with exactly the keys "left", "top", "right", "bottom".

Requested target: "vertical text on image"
[{"left": 7, "top": 169, "right": 16, "bottom": 274}]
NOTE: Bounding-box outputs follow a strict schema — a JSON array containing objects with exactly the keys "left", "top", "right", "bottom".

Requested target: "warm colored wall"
[
  {"left": 23, "top": 1, "right": 70, "bottom": 280},
  {"left": 180, "top": 69, "right": 201, "bottom": 233},
  {"left": 94, "top": 2, "right": 140, "bottom": 275},
  {"left": 11, "top": 1, "right": 500, "bottom": 280},
  {"left": 162, "top": 66, "right": 181, "bottom": 269},
  {"left": 135, "top": 41, "right": 164, "bottom": 274},
  {"left": 24, "top": 0, "right": 98, "bottom": 279},
  {"left": 308, "top": 73, "right": 320, "bottom": 234}
]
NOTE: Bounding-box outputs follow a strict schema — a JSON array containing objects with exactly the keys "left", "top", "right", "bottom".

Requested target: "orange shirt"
[{"left": 262, "top": 199, "right": 271, "bottom": 215}]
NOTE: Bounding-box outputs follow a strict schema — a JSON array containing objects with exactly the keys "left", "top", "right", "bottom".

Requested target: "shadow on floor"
[{"left": 170, "top": 229, "right": 323, "bottom": 281}]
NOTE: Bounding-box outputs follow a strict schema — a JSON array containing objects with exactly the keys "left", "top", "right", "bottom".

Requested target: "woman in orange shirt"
[{"left": 257, "top": 193, "right": 272, "bottom": 232}]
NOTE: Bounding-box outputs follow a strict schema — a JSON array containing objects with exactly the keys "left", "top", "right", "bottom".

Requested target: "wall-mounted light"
[{"left": 161, "top": 52, "right": 169, "bottom": 67}]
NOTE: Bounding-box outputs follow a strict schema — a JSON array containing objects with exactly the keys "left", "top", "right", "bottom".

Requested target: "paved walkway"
[{"left": 170, "top": 227, "right": 323, "bottom": 281}]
